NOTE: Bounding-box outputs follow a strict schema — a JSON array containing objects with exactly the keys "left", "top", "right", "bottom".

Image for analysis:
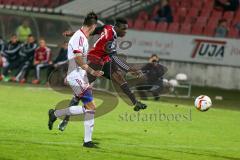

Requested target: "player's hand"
[
  {"left": 92, "top": 70, "right": 104, "bottom": 77},
  {"left": 34, "top": 61, "right": 40, "bottom": 65},
  {"left": 62, "top": 30, "right": 74, "bottom": 37}
]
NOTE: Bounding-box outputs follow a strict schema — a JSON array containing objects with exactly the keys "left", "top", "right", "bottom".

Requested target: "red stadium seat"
[
  {"left": 191, "top": 25, "right": 204, "bottom": 35},
  {"left": 127, "top": 19, "right": 134, "bottom": 28},
  {"left": 179, "top": 23, "right": 191, "bottom": 34},
  {"left": 192, "top": 0, "right": 202, "bottom": 8},
  {"left": 167, "top": 22, "right": 179, "bottom": 33},
  {"left": 156, "top": 22, "right": 168, "bottom": 32},
  {"left": 211, "top": 10, "right": 223, "bottom": 19},
  {"left": 180, "top": 0, "right": 191, "bottom": 8},
  {"left": 133, "top": 19, "right": 146, "bottom": 30},
  {"left": 207, "top": 17, "right": 220, "bottom": 29},
  {"left": 145, "top": 21, "right": 157, "bottom": 31},
  {"left": 203, "top": 0, "right": 214, "bottom": 10},
  {"left": 173, "top": 14, "right": 180, "bottom": 23},
  {"left": 169, "top": 0, "right": 180, "bottom": 8},
  {"left": 196, "top": 16, "right": 208, "bottom": 26},
  {"left": 223, "top": 11, "right": 234, "bottom": 20},
  {"left": 203, "top": 27, "right": 215, "bottom": 36},
  {"left": 188, "top": 8, "right": 199, "bottom": 18},
  {"left": 228, "top": 28, "right": 239, "bottom": 38},
  {"left": 200, "top": 9, "right": 212, "bottom": 17}
]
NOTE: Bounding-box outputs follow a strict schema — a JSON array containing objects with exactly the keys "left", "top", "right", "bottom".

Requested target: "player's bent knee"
[{"left": 84, "top": 101, "right": 96, "bottom": 110}]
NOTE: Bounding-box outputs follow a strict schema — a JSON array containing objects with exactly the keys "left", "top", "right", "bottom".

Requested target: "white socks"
[
  {"left": 54, "top": 106, "right": 85, "bottom": 117},
  {"left": 84, "top": 110, "right": 95, "bottom": 143},
  {"left": 54, "top": 106, "right": 95, "bottom": 143}
]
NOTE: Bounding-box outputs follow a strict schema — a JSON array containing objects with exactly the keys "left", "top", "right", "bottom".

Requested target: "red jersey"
[
  {"left": 34, "top": 47, "right": 51, "bottom": 63},
  {"left": 88, "top": 25, "right": 117, "bottom": 65}
]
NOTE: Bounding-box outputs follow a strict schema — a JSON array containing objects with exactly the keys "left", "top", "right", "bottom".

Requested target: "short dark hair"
[
  {"left": 83, "top": 12, "right": 98, "bottom": 27},
  {"left": 115, "top": 18, "right": 127, "bottom": 27}
]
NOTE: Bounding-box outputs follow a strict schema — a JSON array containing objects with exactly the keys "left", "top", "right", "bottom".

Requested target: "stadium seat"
[
  {"left": 145, "top": 21, "right": 157, "bottom": 31},
  {"left": 192, "top": 0, "right": 202, "bottom": 8},
  {"left": 203, "top": 27, "right": 215, "bottom": 36},
  {"left": 196, "top": 16, "right": 208, "bottom": 26},
  {"left": 180, "top": 0, "right": 191, "bottom": 8},
  {"left": 223, "top": 11, "right": 234, "bottom": 20},
  {"left": 167, "top": 22, "right": 179, "bottom": 33},
  {"left": 188, "top": 7, "right": 199, "bottom": 18},
  {"left": 207, "top": 17, "right": 220, "bottom": 29},
  {"left": 133, "top": 19, "right": 145, "bottom": 30},
  {"left": 211, "top": 10, "right": 223, "bottom": 19},
  {"left": 179, "top": 23, "right": 191, "bottom": 34},
  {"left": 127, "top": 19, "right": 133, "bottom": 28},
  {"left": 228, "top": 28, "right": 239, "bottom": 38},
  {"left": 173, "top": 14, "right": 180, "bottom": 23},
  {"left": 200, "top": 8, "right": 212, "bottom": 17},
  {"left": 191, "top": 25, "right": 204, "bottom": 35},
  {"left": 156, "top": 22, "right": 168, "bottom": 32},
  {"left": 203, "top": 0, "right": 214, "bottom": 10}
]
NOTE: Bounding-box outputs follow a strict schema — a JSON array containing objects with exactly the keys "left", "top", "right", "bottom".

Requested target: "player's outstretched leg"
[
  {"left": 48, "top": 103, "right": 85, "bottom": 130},
  {"left": 58, "top": 96, "right": 80, "bottom": 131}
]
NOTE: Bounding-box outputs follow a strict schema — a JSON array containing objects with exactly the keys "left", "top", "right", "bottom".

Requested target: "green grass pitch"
[{"left": 0, "top": 82, "right": 240, "bottom": 160}]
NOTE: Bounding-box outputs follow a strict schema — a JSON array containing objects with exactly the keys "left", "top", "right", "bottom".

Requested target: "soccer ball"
[{"left": 194, "top": 95, "right": 212, "bottom": 111}]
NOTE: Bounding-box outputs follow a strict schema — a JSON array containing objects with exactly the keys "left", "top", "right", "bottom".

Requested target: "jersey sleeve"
[{"left": 69, "top": 34, "right": 85, "bottom": 57}]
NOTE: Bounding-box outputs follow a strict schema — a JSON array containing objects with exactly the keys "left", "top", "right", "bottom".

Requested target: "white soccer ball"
[{"left": 194, "top": 95, "right": 212, "bottom": 111}]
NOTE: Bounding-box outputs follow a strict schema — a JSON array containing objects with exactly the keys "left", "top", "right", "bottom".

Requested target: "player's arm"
[
  {"left": 74, "top": 54, "right": 103, "bottom": 77},
  {"left": 111, "top": 54, "right": 143, "bottom": 77},
  {"left": 62, "top": 31, "right": 75, "bottom": 37}
]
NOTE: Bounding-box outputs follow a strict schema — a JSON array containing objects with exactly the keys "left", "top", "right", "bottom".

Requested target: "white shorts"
[{"left": 67, "top": 69, "right": 90, "bottom": 97}]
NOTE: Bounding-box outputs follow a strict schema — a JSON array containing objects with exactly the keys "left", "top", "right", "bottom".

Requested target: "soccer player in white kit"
[{"left": 48, "top": 12, "right": 104, "bottom": 148}]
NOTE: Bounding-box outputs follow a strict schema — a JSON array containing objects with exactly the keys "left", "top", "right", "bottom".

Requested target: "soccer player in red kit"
[
  {"left": 58, "top": 18, "right": 147, "bottom": 131},
  {"left": 32, "top": 39, "right": 52, "bottom": 84}
]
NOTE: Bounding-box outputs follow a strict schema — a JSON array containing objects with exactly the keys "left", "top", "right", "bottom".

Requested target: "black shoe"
[
  {"left": 58, "top": 119, "right": 68, "bottom": 131},
  {"left": 133, "top": 101, "right": 147, "bottom": 111},
  {"left": 83, "top": 141, "right": 98, "bottom": 148},
  {"left": 48, "top": 109, "right": 57, "bottom": 130}
]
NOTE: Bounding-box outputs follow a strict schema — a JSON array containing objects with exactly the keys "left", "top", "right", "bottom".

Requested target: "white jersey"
[
  {"left": 68, "top": 29, "right": 89, "bottom": 72},
  {"left": 67, "top": 29, "right": 90, "bottom": 96}
]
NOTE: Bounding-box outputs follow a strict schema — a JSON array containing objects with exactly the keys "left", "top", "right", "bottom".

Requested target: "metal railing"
[{"left": 98, "top": 0, "right": 160, "bottom": 19}]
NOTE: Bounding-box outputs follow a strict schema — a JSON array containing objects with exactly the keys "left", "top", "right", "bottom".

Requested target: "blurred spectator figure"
[
  {"left": 14, "top": 35, "right": 38, "bottom": 83},
  {"left": 215, "top": 0, "right": 239, "bottom": 11},
  {"left": 215, "top": 19, "right": 229, "bottom": 37},
  {"left": 0, "top": 37, "right": 4, "bottom": 81},
  {"left": 16, "top": 19, "right": 32, "bottom": 42},
  {"left": 2, "top": 34, "right": 22, "bottom": 82},
  {"left": 32, "top": 39, "right": 52, "bottom": 84},
  {"left": 137, "top": 54, "right": 165, "bottom": 101},
  {"left": 153, "top": 0, "right": 173, "bottom": 23},
  {"left": 47, "top": 41, "right": 68, "bottom": 82}
]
